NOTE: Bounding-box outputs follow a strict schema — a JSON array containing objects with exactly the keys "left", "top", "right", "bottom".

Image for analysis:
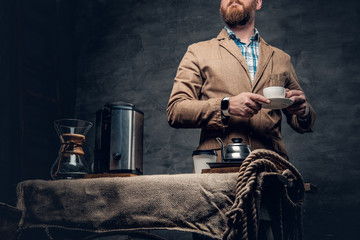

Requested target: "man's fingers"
[
  {"left": 286, "top": 89, "right": 304, "bottom": 98},
  {"left": 287, "top": 101, "right": 309, "bottom": 117},
  {"left": 284, "top": 90, "right": 310, "bottom": 117},
  {"left": 245, "top": 100, "right": 262, "bottom": 111},
  {"left": 291, "top": 108, "right": 307, "bottom": 116},
  {"left": 288, "top": 104, "right": 306, "bottom": 112},
  {"left": 229, "top": 92, "right": 271, "bottom": 118},
  {"left": 249, "top": 93, "right": 270, "bottom": 104},
  {"left": 289, "top": 96, "right": 305, "bottom": 107},
  {"left": 245, "top": 107, "right": 258, "bottom": 115},
  {"left": 288, "top": 102, "right": 306, "bottom": 112}
]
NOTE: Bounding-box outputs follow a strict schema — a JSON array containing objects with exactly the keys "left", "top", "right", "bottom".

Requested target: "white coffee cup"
[
  {"left": 192, "top": 150, "right": 217, "bottom": 174},
  {"left": 263, "top": 86, "right": 286, "bottom": 99}
]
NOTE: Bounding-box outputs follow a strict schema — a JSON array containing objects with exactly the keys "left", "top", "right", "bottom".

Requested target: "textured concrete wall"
[{"left": 71, "top": 0, "right": 360, "bottom": 239}]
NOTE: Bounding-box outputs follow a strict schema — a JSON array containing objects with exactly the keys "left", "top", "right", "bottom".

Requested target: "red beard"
[{"left": 220, "top": 0, "right": 257, "bottom": 27}]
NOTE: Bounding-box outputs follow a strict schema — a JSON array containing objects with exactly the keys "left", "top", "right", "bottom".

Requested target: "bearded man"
[{"left": 167, "top": 0, "right": 316, "bottom": 160}]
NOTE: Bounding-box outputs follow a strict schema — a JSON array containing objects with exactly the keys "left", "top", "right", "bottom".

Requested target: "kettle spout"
[{"left": 216, "top": 137, "right": 225, "bottom": 162}]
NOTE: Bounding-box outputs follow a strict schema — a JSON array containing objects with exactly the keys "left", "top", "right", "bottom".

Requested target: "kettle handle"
[
  {"left": 216, "top": 137, "right": 225, "bottom": 161},
  {"left": 232, "top": 138, "right": 243, "bottom": 143}
]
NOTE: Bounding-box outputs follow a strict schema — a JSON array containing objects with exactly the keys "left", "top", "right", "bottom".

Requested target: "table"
[
  {"left": 15, "top": 172, "right": 305, "bottom": 240},
  {"left": 17, "top": 173, "right": 238, "bottom": 239},
  {"left": 16, "top": 150, "right": 308, "bottom": 240}
]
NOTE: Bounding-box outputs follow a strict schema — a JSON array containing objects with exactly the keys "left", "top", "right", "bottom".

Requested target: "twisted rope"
[{"left": 222, "top": 149, "right": 305, "bottom": 240}]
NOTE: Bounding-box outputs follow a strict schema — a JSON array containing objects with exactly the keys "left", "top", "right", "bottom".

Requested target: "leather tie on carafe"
[
  {"left": 54, "top": 133, "right": 85, "bottom": 177},
  {"left": 60, "top": 133, "right": 85, "bottom": 155}
]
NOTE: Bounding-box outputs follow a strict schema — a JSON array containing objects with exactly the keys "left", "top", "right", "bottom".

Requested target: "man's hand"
[
  {"left": 286, "top": 89, "right": 310, "bottom": 118},
  {"left": 229, "top": 92, "right": 270, "bottom": 118}
]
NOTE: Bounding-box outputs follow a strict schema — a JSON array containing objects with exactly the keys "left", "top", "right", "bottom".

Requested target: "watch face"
[{"left": 221, "top": 98, "right": 229, "bottom": 110}]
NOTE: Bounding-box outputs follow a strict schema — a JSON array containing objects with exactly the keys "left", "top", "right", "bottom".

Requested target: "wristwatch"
[{"left": 221, "top": 97, "right": 231, "bottom": 117}]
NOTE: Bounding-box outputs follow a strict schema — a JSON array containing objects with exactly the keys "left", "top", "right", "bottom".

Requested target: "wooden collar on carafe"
[{"left": 60, "top": 133, "right": 85, "bottom": 155}]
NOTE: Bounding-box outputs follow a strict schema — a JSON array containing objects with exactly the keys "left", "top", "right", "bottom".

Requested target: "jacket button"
[{"left": 268, "top": 110, "right": 273, "bottom": 116}]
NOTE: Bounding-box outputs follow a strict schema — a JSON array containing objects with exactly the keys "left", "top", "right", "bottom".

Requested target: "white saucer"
[{"left": 262, "top": 98, "right": 294, "bottom": 109}]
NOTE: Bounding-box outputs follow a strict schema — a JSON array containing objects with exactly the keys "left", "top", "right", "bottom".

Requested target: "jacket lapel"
[
  {"left": 217, "top": 29, "right": 251, "bottom": 81},
  {"left": 252, "top": 38, "right": 274, "bottom": 91}
]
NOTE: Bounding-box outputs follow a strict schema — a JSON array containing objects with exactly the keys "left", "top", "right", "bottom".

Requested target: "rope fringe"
[{"left": 222, "top": 149, "right": 305, "bottom": 240}]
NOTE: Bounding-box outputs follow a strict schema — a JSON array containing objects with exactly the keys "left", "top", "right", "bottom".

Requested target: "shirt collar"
[{"left": 224, "top": 26, "right": 259, "bottom": 44}]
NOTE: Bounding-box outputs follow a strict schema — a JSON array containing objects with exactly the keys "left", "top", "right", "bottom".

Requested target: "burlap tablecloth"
[
  {"left": 17, "top": 173, "right": 238, "bottom": 239},
  {"left": 16, "top": 150, "right": 305, "bottom": 240}
]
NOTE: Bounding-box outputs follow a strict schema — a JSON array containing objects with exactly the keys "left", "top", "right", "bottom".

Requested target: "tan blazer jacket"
[{"left": 167, "top": 29, "right": 315, "bottom": 159}]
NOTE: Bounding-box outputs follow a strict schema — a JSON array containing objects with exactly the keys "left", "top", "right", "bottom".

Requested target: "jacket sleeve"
[
  {"left": 282, "top": 58, "right": 316, "bottom": 133},
  {"left": 166, "top": 45, "right": 226, "bottom": 130}
]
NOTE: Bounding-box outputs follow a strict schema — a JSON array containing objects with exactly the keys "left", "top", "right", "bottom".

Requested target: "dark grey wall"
[
  {"left": 73, "top": 0, "right": 360, "bottom": 239},
  {"left": 74, "top": 0, "right": 223, "bottom": 175}
]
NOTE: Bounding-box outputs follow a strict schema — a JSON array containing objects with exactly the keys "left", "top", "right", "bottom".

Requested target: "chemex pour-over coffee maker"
[{"left": 51, "top": 119, "right": 93, "bottom": 179}]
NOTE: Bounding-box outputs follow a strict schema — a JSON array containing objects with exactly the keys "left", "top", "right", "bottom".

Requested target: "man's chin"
[
  {"left": 228, "top": 3, "right": 243, "bottom": 9},
  {"left": 227, "top": 5, "right": 243, "bottom": 15}
]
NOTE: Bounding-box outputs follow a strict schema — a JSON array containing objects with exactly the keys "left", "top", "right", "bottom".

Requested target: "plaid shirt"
[{"left": 225, "top": 26, "right": 259, "bottom": 83}]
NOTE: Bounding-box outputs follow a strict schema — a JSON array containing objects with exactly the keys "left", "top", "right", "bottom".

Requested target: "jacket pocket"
[{"left": 259, "top": 109, "right": 282, "bottom": 133}]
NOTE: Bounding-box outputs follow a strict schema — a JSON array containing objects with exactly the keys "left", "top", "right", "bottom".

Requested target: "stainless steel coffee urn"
[{"left": 94, "top": 102, "right": 144, "bottom": 175}]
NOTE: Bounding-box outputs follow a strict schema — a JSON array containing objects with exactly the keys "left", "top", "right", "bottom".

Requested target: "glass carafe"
[{"left": 51, "top": 119, "right": 93, "bottom": 179}]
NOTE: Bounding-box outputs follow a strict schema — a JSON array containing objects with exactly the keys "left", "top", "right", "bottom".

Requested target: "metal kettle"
[{"left": 216, "top": 137, "right": 251, "bottom": 162}]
